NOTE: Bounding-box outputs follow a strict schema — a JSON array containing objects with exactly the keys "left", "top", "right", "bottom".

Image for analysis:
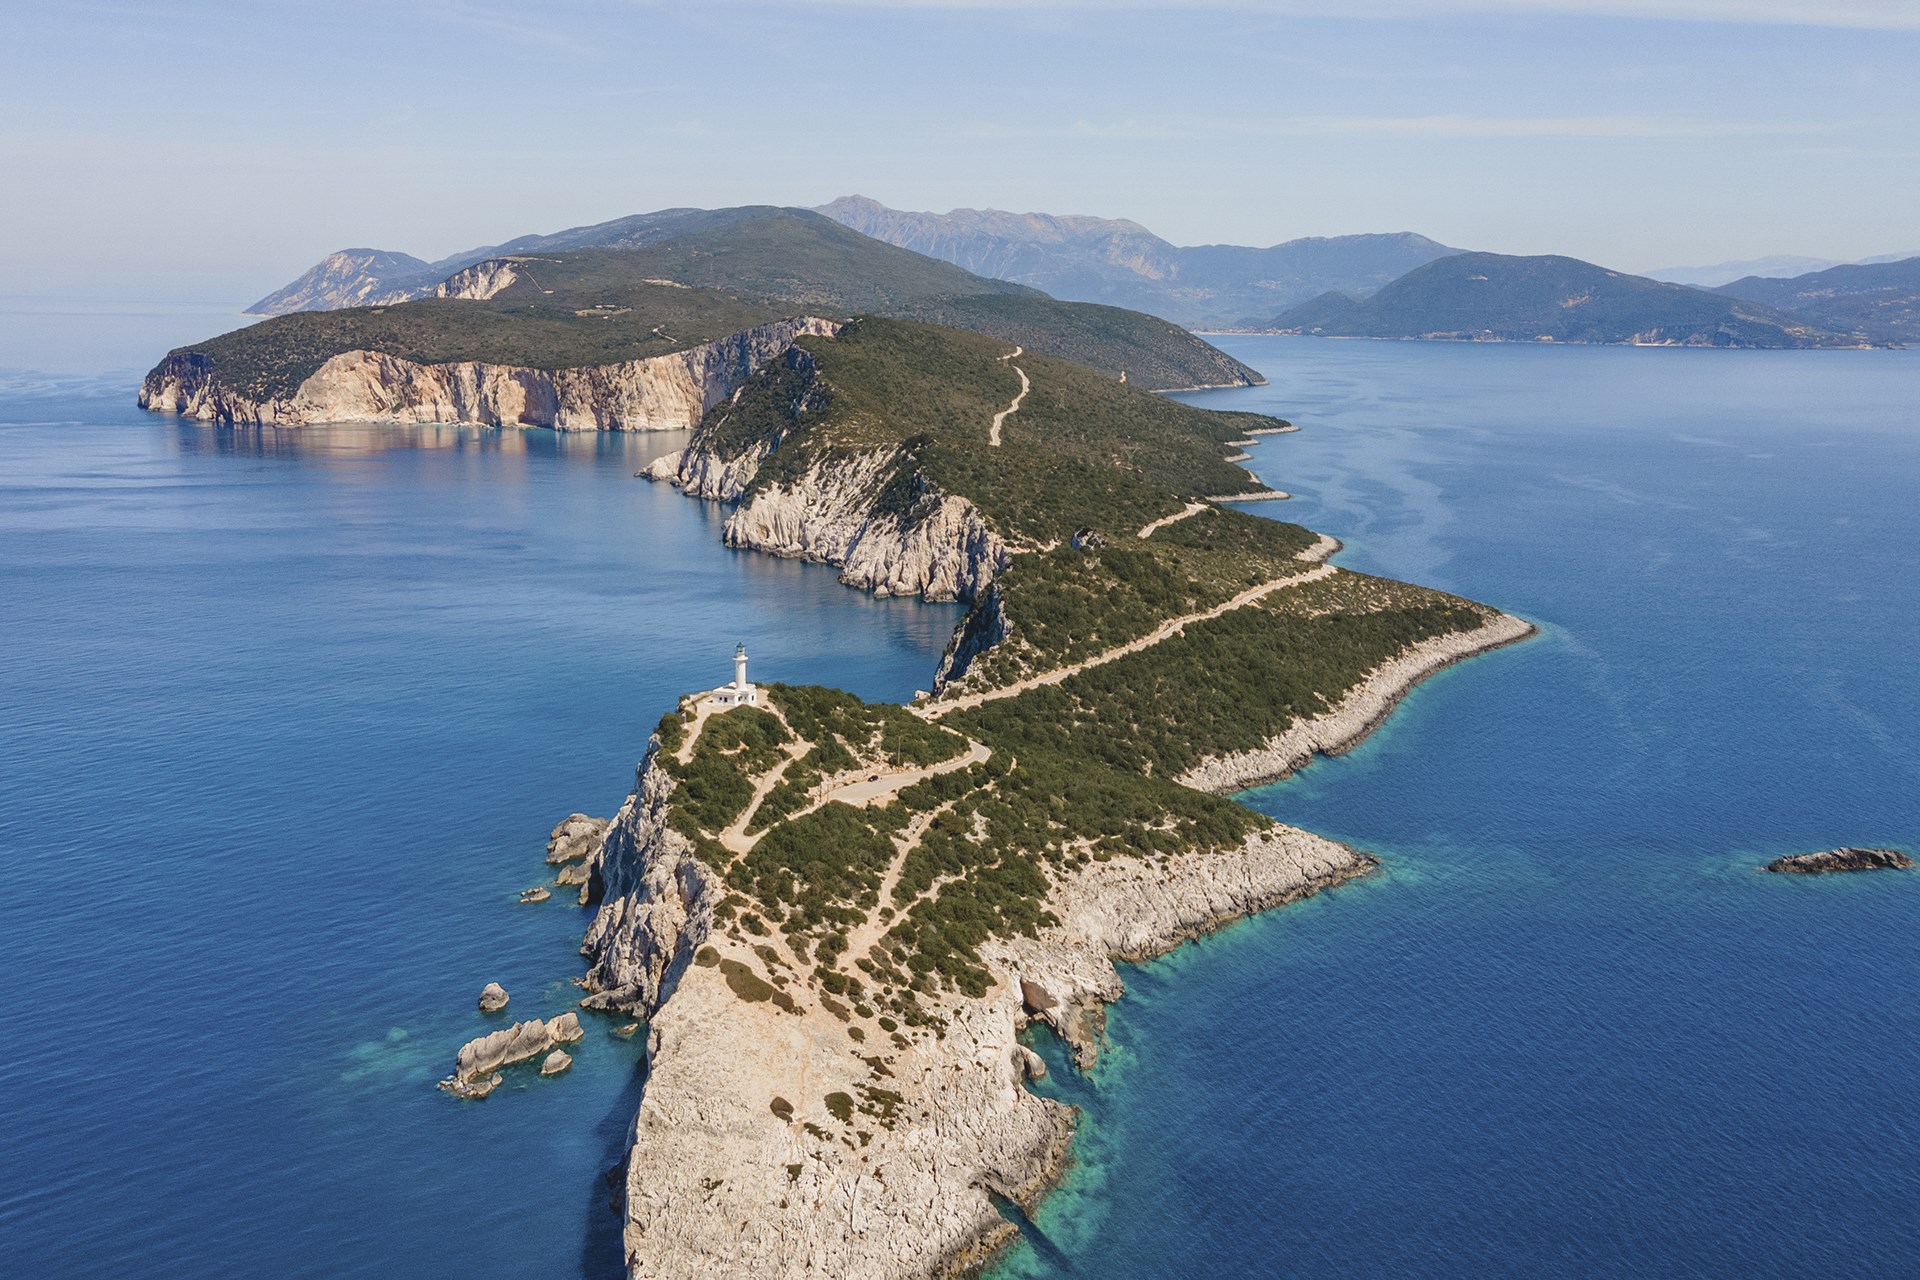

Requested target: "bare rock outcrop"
[
  {"left": 442, "top": 1012, "right": 585, "bottom": 1099},
  {"left": 576, "top": 741, "right": 718, "bottom": 1015},
  {"left": 433, "top": 257, "right": 533, "bottom": 301},
  {"left": 539, "top": 1049, "right": 573, "bottom": 1077},
  {"left": 547, "top": 813, "right": 608, "bottom": 865},
  {"left": 477, "top": 982, "right": 510, "bottom": 1013},
  {"left": 139, "top": 317, "right": 840, "bottom": 431},
  {"left": 1764, "top": 847, "right": 1914, "bottom": 875},
  {"left": 720, "top": 451, "right": 1009, "bottom": 603}
]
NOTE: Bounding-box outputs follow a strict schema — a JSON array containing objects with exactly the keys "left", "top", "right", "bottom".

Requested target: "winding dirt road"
[
  {"left": 989, "top": 346, "right": 1028, "bottom": 447},
  {"left": 923, "top": 562, "right": 1338, "bottom": 719}
]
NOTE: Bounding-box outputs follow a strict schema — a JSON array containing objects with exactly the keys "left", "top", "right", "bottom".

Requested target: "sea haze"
[{"left": 993, "top": 338, "right": 1920, "bottom": 1278}]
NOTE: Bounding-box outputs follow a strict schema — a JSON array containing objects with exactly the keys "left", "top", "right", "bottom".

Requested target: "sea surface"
[
  {"left": 0, "top": 368, "right": 960, "bottom": 1278},
  {"left": 993, "top": 339, "right": 1920, "bottom": 1278},
  {"left": 3, "top": 334, "right": 1916, "bottom": 1278}
]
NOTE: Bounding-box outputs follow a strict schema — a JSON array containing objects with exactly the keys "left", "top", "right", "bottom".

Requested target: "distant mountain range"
[
  {"left": 815, "top": 196, "right": 1459, "bottom": 328},
  {"left": 244, "top": 199, "right": 1914, "bottom": 353},
  {"left": 1712, "top": 257, "right": 1920, "bottom": 346},
  {"left": 1648, "top": 251, "right": 1920, "bottom": 289},
  {"left": 1645, "top": 255, "right": 1845, "bottom": 289},
  {"left": 249, "top": 198, "right": 1463, "bottom": 331},
  {"left": 1271, "top": 252, "right": 1864, "bottom": 349}
]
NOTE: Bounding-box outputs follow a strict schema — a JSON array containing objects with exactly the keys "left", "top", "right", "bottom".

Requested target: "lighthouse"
[{"left": 707, "top": 642, "right": 760, "bottom": 708}]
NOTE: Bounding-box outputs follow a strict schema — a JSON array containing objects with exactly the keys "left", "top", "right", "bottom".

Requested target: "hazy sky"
[{"left": 4, "top": 0, "right": 1917, "bottom": 303}]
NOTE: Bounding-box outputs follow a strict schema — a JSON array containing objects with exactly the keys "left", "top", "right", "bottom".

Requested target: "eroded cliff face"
[
  {"left": 577, "top": 741, "right": 717, "bottom": 1016},
  {"left": 727, "top": 454, "right": 1008, "bottom": 603},
  {"left": 576, "top": 735, "right": 1368, "bottom": 1280},
  {"left": 652, "top": 431, "right": 1009, "bottom": 607},
  {"left": 433, "top": 257, "right": 530, "bottom": 301},
  {"left": 138, "top": 317, "right": 841, "bottom": 431}
]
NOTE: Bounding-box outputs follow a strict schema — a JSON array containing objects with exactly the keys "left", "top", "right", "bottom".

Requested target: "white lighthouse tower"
[{"left": 707, "top": 642, "right": 760, "bottom": 708}]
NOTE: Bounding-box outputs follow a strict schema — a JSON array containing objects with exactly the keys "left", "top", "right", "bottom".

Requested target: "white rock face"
[
  {"left": 433, "top": 258, "right": 527, "bottom": 301},
  {"left": 477, "top": 982, "right": 510, "bottom": 1013},
  {"left": 443, "top": 1012, "right": 585, "bottom": 1098},
  {"left": 578, "top": 748, "right": 1370, "bottom": 1278},
  {"left": 244, "top": 248, "right": 436, "bottom": 315},
  {"left": 547, "top": 813, "right": 609, "bottom": 865},
  {"left": 719, "top": 451, "right": 1009, "bottom": 603},
  {"left": 138, "top": 317, "right": 841, "bottom": 431},
  {"left": 576, "top": 743, "right": 717, "bottom": 1014}
]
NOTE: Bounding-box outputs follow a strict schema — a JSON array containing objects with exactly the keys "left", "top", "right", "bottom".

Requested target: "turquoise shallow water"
[
  {"left": 991, "top": 339, "right": 1920, "bottom": 1278},
  {"left": 3, "top": 337, "right": 1917, "bottom": 1278}
]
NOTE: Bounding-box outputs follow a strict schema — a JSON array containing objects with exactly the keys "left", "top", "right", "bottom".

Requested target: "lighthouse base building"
[{"left": 706, "top": 644, "right": 760, "bottom": 708}]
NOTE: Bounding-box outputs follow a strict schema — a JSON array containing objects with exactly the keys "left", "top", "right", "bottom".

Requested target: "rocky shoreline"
[
  {"left": 645, "top": 410, "right": 1009, "bottom": 606},
  {"left": 1179, "top": 611, "right": 1537, "bottom": 794},
  {"left": 138, "top": 317, "right": 839, "bottom": 430},
  {"left": 571, "top": 737, "right": 1374, "bottom": 1279}
]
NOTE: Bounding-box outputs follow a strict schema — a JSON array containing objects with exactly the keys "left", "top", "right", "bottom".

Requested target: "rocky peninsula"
[{"left": 517, "top": 313, "right": 1531, "bottom": 1276}]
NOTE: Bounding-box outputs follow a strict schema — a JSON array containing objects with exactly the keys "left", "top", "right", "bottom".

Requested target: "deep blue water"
[
  {"left": 4, "top": 338, "right": 1917, "bottom": 1279},
  {"left": 992, "top": 339, "right": 1920, "bottom": 1278},
  {"left": 0, "top": 375, "right": 959, "bottom": 1278}
]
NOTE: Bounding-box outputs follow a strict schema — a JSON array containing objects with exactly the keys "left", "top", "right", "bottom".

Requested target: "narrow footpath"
[{"left": 989, "top": 346, "right": 1028, "bottom": 447}]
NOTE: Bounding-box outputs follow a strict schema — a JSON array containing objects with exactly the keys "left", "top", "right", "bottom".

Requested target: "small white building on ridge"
[{"left": 706, "top": 643, "right": 760, "bottom": 708}]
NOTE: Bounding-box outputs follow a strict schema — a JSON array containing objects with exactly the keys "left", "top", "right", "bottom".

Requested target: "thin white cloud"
[
  {"left": 715, "top": 0, "right": 1920, "bottom": 30},
  {"left": 1258, "top": 114, "right": 1833, "bottom": 137},
  {"left": 963, "top": 114, "right": 1834, "bottom": 140}
]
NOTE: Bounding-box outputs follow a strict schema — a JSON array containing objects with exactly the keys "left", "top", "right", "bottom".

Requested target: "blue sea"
[
  {"left": 995, "top": 339, "right": 1920, "bottom": 1278},
  {"left": 3, "top": 331, "right": 1917, "bottom": 1278}
]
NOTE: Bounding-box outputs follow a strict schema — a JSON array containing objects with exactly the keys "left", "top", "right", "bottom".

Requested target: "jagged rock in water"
[
  {"left": 539, "top": 1049, "right": 574, "bottom": 1077},
  {"left": 519, "top": 886, "right": 552, "bottom": 904},
  {"left": 477, "top": 982, "right": 510, "bottom": 1013},
  {"left": 442, "top": 1012, "right": 585, "bottom": 1098},
  {"left": 1764, "top": 847, "right": 1914, "bottom": 875},
  {"left": 547, "top": 813, "right": 609, "bottom": 865}
]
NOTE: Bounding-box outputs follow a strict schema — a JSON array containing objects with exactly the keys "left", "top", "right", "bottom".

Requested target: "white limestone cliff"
[
  {"left": 138, "top": 317, "right": 841, "bottom": 431},
  {"left": 649, "top": 403, "right": 1009, "bottom": 605},
  {"left": 433, "top": 257, "right": 532, "bottom": 301},
  {"left": 577, "top": 744, "right": 719, "bottom": 1013},
  {"left": 723, "top": 453, "right": 1009, "bottom": 603}
]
